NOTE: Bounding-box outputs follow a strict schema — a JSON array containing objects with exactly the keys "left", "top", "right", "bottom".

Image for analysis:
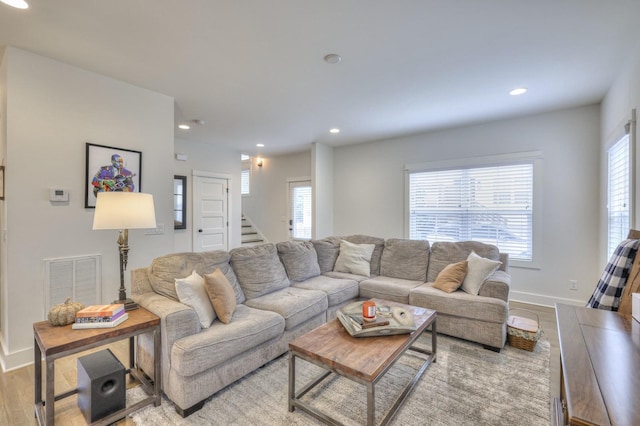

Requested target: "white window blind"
[
  {"left": 241, "top": 155, "right": 251, "bottom": 195},
  {"left": 290, "top": 181, "right": 312, "bottom": 240},
  {"left": 409, "top": 163, "right": 533, "bottom": 261},
  {"left": 608, "top": 135, "right": 630, "bottom": 258}
]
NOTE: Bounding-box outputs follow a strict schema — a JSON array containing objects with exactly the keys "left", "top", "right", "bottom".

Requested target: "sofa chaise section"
[{"left": 409, "top": 241, "right": 510, "bottom": 350}]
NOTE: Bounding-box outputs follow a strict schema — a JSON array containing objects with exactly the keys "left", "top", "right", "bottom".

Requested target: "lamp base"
[{"left": 113, "top": 298, "right": 139, "bottom": 311}]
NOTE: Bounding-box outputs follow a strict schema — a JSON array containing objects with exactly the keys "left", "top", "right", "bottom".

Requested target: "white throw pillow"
[
  {"left": 333, "top": 240, "right": 375, "bottom": 277},
  {"left": 461, "top": 251, "right": 502, "bottom": 296},
  {"left": 175, "top": 270, "right": 216, "bottom": 328}
]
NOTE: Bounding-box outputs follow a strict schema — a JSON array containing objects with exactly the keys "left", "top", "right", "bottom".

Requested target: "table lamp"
[{"left": 93, "top": 192, "right": 156, "bottom": 311}]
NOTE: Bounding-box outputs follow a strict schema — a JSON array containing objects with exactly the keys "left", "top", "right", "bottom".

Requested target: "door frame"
[
  {"left": 286, "top": 176, "right": 312, "bottom": 240},
  {"left": 192, "top": 170, "right": 232, "bottom": 251}
]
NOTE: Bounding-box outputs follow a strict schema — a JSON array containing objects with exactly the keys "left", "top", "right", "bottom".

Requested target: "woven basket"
[{"left": 507, "top": 308, "right": 543, "bottom": 351}]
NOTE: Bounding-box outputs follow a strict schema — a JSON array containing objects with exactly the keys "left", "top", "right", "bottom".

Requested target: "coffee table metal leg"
[
  {"left": 288, "top": 353, "right": 295, "bottom": 412},
  {"left": 432, "top": 320, "right": 437, "bottom": 362}
]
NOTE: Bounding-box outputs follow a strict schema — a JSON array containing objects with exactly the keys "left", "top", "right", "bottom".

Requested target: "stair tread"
[{"left": 242, "top": 238, "right": 264, "bottom": 243}]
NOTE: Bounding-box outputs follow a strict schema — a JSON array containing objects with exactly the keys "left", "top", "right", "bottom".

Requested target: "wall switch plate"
[
  {"left": 145, "top": 223, "right": 165, "bottom": 235},
  {"left": 569, "top": 280, "right": 578, "bottom": 290}
]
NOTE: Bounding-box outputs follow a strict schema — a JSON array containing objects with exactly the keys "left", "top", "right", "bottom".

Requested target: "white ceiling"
[{"left": 1, "top": 1, "right": 640, "bottom": 155}]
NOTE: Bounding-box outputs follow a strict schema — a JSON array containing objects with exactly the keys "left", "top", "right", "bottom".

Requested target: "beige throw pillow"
[
  {"left": 333, "top": 240, "right": 376, "bottom": 277},
  {"left": 175, "top": 270, "right": 216, "bottom": 328},
  {"left": 432, "top": 261, "right": 468, "bottom": 293},
  {"left": 461, "top": 251, "right": 502, "bottom": 295},
  {"left": 204, "top": 268, "right": 237, "bottom": 324}
]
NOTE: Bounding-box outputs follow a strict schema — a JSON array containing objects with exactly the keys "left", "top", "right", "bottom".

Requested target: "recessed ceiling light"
[
  {"left": 330, "top": 128, "right": 340, "bottom": 134},
  {"left": 178, "top": 124, "right": 190, "bottom": 130},
  {"left": 509, "top": 87, "right": 527, "bottom": 96},
  {"left": 256, "top": 143, "right": 265, "bottom": 147},
  {"left": 324, "top": 54, "right": 342, "bottom": 64},
  {"left": 0, "top": 0, "right": 29, "bottom": 9}
]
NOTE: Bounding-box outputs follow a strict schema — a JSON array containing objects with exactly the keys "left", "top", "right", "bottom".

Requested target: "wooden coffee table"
[{"left": 288, "top": 299, "right": 436, "bottom": 426}]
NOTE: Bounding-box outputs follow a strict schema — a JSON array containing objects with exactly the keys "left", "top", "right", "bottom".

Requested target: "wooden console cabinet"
[{"left": 555, "top": 303, "right": 640, "bottom": 425}]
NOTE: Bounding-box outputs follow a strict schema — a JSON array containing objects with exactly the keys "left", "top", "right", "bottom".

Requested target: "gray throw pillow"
[{"left": 276, "top": 240, "right": 321, "bottom": 282}]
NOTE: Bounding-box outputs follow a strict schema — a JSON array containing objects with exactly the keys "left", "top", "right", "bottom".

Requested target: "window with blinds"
[
  {"left": 241, "top": 155, "right": 251, "bottom": 195},
  {"left": 409, "top": 163, "right": 534, "bottom": 261},
  {"left": 290, "top": 181, "right": 312, "bottom": 240},
  {"left": 607, "top": 135, "right": 630, "bottom": 258}
]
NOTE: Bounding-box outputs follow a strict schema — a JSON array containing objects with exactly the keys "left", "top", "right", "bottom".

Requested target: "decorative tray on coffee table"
[{"left": 337, "top": 301, "right": 417, "bottom": 337}]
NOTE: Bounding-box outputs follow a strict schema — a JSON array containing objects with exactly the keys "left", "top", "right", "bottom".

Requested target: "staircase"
[{"left": 241, "top": 214, "right": 266, "bottom": 246}]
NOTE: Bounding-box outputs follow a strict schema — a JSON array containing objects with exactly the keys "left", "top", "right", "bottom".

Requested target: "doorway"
[
  {"left": 192, "top": 172, "right": 229, "bottom": 251},
  {"left": 288, "top": 178, "right": 312, "bottom": 240}
]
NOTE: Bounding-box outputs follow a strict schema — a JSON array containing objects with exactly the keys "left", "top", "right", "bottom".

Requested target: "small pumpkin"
[{"left": 48, "top": 297, "right": 85, "bottom": 326}]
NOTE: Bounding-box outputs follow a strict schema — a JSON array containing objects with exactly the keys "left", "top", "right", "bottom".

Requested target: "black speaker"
[{"left": 77, "top": 349, "right": 126, "bottom": 423}]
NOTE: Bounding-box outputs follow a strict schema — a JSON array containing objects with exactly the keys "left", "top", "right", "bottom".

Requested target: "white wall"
[
  {"left": 242, "top": 151, "right": 311, "bottom": 243},
  {"left": 173, "top": 139, "right": 242, "bottom": 252},
  {"left": 0, "top": 47, "right": 175, "bottom": 370},
  {"left": 333, "top": 105, "right": 602, "bottom": 307}
]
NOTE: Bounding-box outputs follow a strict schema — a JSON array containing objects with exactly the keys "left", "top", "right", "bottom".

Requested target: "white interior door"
[{"left": 193, "top": 174, "right": 228, "bottom": 252}]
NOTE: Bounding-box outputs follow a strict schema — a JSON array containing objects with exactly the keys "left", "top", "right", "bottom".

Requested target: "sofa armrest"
[
  {"left": 132, "top": 291, "right": 200, "bottom": 359},
  {"left": 478, "top": 270, "right": 510, "bottom": 302}
]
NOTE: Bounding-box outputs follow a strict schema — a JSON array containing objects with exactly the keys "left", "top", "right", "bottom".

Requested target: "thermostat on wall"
[{"left": 49, "top": 189, "right": 69, "bottom": 202}]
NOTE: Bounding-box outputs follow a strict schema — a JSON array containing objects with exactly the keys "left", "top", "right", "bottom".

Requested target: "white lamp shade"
[{"left": 93, "top": 192, "right": 157, "bottom": 230}]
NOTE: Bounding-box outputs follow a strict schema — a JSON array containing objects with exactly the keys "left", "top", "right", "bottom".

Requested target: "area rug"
[{"left": 129, "top": 333, "right": 550, "bottom": 425}]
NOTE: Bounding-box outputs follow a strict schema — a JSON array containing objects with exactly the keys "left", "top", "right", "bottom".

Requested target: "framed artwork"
[
  {"left": 85, "top": 143, "right": 142, "bottom": 208},
  {"left": 0, "top": 166, "right": 4, "bottom": 200},
  {"left": 174, "top": 175, "right": 187, "bottom": 229}
]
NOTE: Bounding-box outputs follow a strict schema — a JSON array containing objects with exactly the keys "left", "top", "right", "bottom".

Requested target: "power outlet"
[{"left": 569, "top": 280, "right": 578, "bottom": 291}]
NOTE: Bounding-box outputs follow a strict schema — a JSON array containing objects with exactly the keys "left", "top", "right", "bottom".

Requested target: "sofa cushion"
[
  {"left": 204, "top": 269, "right": 237, "bottom": 324},
  {"left": 148, "top": 251, "right": 245, "bottom": 304},
  {"left": 359, "top": 276, "right": 425, "bottom": 304},
  {"left": 427, "top": 241, "right": 500, "bottom": 283},
  {"left": 409, "top": 283, "right": 508, "bottom": 324},
  {"left": 334, "top": 240, "right": 375, "bottom": 277},
  {"left": 276, "top": 240, "right": 321, "bottom": 282},
  {"left": 342, "top": 235, "right": 385, "bottom": 276},
  {"left": 432, "top": 261, "right": 467, "bottom": 293},
  {"left": 244, "top": 287, "right": 327, "bottom": 330},
  {"left": 462, "top": 251, "right": 502, "bottom": 295},
  {"left": 323, "top": 271, "right": 370, "bottom": 282},
  {"left": 174, "top": 271, "right": 216, "bottom": 328},
  {"left": 291, "top": 275, "right": 359, "bottom": 306},
  {"left": 170, "top": 304, "right": 285, "bottom": 377},
  {"left": 380, "top": 238, "right": 430, "bottom": 281},
  {"left": 311, "top": 236, "right": 342, "bottom": 273},
  {"left": 230, "top": 244, "right": 290, "bottom": 299}
]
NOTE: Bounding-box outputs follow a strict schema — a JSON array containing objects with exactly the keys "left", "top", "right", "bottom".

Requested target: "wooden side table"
[{"left": 33, "top": 307, "right": 161, "bottom": 426}]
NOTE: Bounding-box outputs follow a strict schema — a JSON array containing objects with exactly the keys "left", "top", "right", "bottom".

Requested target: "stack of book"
[{"left": 72, "top": 304, "right": 128, "bottom": 329}]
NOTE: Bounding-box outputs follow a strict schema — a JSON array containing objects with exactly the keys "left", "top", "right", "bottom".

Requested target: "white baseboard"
[
  {"left": 510, "top": 290, "right": 585, "bottom": 308},
  {"left": 0, "top": 344, "right": 34, "bottom": 372}
]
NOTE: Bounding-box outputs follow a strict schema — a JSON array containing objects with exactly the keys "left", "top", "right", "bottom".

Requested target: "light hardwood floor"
[{"left": 1, "top": 302, "right": 559, "bottom": 425}]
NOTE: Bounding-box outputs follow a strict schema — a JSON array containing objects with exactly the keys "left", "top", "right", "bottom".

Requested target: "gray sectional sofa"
[{"left": 131, "top": 235, "right": 510, "bottom": 416}]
